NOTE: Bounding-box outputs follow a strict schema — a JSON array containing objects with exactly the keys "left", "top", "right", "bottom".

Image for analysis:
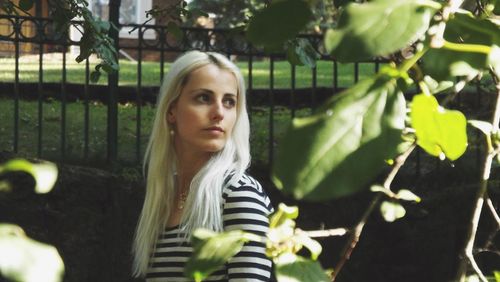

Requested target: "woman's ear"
[
  {"left": 167, "top": 102, "right": 177, "bottom": 123},
  {"left": 167, "top": 110, "right": 176, "bottom": 123}
]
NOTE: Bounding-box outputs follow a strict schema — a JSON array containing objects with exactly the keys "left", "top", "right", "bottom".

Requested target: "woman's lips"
[{"left": 204, "top": 126, "right": 224, "bottom": 134}]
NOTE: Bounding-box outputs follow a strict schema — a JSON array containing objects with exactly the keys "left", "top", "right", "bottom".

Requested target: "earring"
[{"left": 169, "top": 128, "right": 175, "bottom": 136}]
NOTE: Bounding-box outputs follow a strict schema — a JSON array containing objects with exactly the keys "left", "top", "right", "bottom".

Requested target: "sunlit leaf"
[
  {"left": 468, "top": 120, "right": 493, "bottom": 136},
  {"left": 325, "top": 0, "right": 438, "bottom": 62},
  {"left": 293, "top": 232, "right": 322, "bottom": 260},
  {"left": 422, "top": 76, "right": 454, "bottom": 94},
  {"left": 0, "top": 159, "right": 58, "bottom": 194},
  {"left": 273, "top": 74, "right": 405, "bottom": 201},
  {"left": 494, "top": 270, "right": 500, "bottom": 282},
  {"left": 410, "top": 94, "right": 468, "bottom": 161},
  {"left": 269, "top": 203, "right": 299, "bottom": 228},
  {"left": 185, "top": 229, "right": 261, "bottom": 281},
  {"left": 396, "top": 189, "right": 421, "bottom": 203},
  {"left": 246, "top": 0, "right": 312, "bottom": 50},
  {"left": 422, "top": 12, "right": 500, "bottom": 80},
  {"left": 380, "top": 201, "right": 406, "bottom": 222},
  {"left": 274, "top": 253, "right": 330, "bottom": 282},
  {"left": 0, "top": 224, "right": 64, "bottom": 282},
  {"left": 370, "top": 185, "right": 391, "bottom": 195}
]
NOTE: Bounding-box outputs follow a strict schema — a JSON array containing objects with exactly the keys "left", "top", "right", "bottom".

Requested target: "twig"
[
  {"left": 298, "top": 228, "right": 349, "bottom": 238},
  {"left": 455, "top": 69, "right": 500, "bottom": 282},
  {"left": 331, "top": 144, "right": 416, "bottom": 281},
  {"left": 430, "top": 0, "right": 464, "bottom": 48},
  {"left": 486, "top": 196, "right": 500, "bottom": 227}
]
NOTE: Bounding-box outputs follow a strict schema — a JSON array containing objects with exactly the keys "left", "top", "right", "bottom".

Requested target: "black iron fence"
[
  {"left": 0, "top": 14, "right": 487, "bottom": 177},
  {"left": 0, "top": 14, "right": 387, "bottom": 167}
]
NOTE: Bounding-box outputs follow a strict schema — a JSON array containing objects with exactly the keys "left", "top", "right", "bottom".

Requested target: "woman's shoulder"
[
  {"left": 224, "top": 173, "right": 264, "bottom": 193},
  {"left": 222, "top": 172, "right": 274, "bottom": 214}
]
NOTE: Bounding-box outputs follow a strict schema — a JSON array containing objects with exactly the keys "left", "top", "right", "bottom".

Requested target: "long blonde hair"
[{"left": 132, "top": 51, "right": 250, "bottom": 277}]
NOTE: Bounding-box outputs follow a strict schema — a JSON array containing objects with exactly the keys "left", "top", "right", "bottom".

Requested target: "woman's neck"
[{"left": 175, "top": 151, "right": 211, "bottom": 192}]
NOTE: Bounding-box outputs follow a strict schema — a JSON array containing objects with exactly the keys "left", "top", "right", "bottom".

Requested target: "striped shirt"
[{"left": 146, "top": 174, "right": 274, "bottom": 282}]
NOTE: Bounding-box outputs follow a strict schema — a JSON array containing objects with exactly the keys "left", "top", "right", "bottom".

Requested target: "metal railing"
[
  {"left": 0, "top": 14, "right": 484, "bottom": 178},
  {"left": 0, "top": 14, "right": 386, "bottom": 167}
]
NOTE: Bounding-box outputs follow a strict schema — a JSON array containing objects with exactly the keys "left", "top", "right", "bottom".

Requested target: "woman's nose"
[{"left": 211, "top": 101, "right": 224, "bottom": 121}]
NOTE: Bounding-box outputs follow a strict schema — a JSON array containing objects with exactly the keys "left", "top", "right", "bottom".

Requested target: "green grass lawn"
[
  {"left": 0, "top": 54, "right": 380, "bottom": 166},
  {"left": 0, "top": 56, "right": 381, "bottom": 89},
  {"left": 0, "top": 98, "right": 306, "bottom": 166}
]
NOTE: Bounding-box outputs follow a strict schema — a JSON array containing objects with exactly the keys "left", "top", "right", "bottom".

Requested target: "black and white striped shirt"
[{"left": 146, "top": 174, "right": 274, "bottom": 282}]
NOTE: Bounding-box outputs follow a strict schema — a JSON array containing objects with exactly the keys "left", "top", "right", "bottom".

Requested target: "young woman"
[{"left": 132, "top": 51, "right": 274, "bottom": 281}]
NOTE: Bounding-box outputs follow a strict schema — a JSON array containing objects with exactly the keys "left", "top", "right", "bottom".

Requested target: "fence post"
[{"left": 107, "top": 0, "right": 121, "bottom": 163}]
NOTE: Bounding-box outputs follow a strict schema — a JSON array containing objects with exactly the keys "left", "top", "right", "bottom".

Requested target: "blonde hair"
[{"left": 132, "top": 51, "right": 250, "bottom": 277}]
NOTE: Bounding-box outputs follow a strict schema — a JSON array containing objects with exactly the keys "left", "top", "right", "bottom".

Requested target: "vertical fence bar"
[
  {"left": 333, "top": 60, "right": 338, "bottom": 92},
  {"left": 375, "top": 58, "right": 380, "bottom": 73},
  {"left": 290, "top": 64, "right": 296, "bottom": 118},
  {"left": 84, "top": 59, "right": 90, "bottom": 159},
  {"left": 136, "top": 28, "right": 143, "bottom": 163},
  {"left": 160, "top": 27, "right": 165, "bottom": 83},
  {"left": 61, "top": 45, "right": 67, "bottom": 160},
  {"left": 37, "top": 19, "right": 43, "bottom": 158},
  {"left": 107, "top": 0, "right": 121, "bottom": 162},
  {"left": 247, "top": 52, "right": 253, "bottom": 123},
  {"left": 13, "top": 17, "right": 19, "bottom": 153},
  {"left": 269, "top": 56, "right": 275, "bottom": 167},
  {"left": 354, "top": 62, "right": 359, "bottom": 83}
]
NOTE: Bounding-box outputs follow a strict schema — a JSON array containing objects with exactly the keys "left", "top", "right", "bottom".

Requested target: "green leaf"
[
  {"left": 422, "top": 75, "right": 454, "bottom": 94},
  {"left": 324, "top": 0, "right": 438, "bottom": 62},
  {"left": 0, "top": 159, "right": 58, "bottom": 194},
  {"left": 275, "top": 253, "right": 330, "bottom": 282},
  {"left": 293, "top": 232, "right": 322, "bottom": 260},
  {"left": 272, "top": 74, "right": 406, "bottom": 201},
  {"left": 90, "top": 70, "right": 101, "bottom": 83},
  {"left": 410, "top": 94, "right": 468, "bottom": 161},
  {"left": 494, "top": 0, "right": 500, "bottom": 15},
  {"left": 494, "top": 271, "right": 500, "bottom": 282},
  {"left": 286, "top": 38, "right": 321, "bottom": 68},
  {"left": 246, "top": 0, "right": 312, "bottom": 50},
  {"left": 380, "top": 201, "right": 406, "bottom": 222},
  {"left": 396, "top": 189, "right": 421, "bottom": 202},
  {"left": 185, "top": 229, "right": 261, "bottom": 281},
  {"left": 370, "top": 185, "right": 395, "bottom": 197},
  {"left": 0, "top": 224, "right": 64, "bottom": 282},
  {"left": 269, "top": 203, "right": 299, "bottom": 228},
  {"left": 18, "top": 0, "right": 35, "bottom": 11},
  {"left": 422, "top": 12, "right": 500, "bottom": 80},
  {"left": 468, "top": 120, "right": 493, "bottom": 136}
]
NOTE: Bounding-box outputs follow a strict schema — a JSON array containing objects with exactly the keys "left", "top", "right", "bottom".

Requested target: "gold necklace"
[{"left": 177, "top": 189, "right": 188, "bottom": 210}]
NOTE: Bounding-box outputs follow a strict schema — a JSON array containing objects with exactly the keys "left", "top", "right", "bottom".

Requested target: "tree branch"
[
  {"left": 455, "top": 69, "right": 500, "bottom": 282},
  {"left": 331, "top": 144, "right": 416, "bottom": 281}
]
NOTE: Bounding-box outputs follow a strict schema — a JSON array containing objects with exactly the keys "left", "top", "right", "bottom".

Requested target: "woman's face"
[{"left": 168, "top": 64, "right": 238, "bottom": 157}]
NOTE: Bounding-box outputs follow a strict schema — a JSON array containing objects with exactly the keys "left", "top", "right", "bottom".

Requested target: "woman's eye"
[
  {"left": 196, "top": 94, "right": 210, "bottom": 103},
  {"left": 223, "top": 97, "right": 236, "bottom": 108}
]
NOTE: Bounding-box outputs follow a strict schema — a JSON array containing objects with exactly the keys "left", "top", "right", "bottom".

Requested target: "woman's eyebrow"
[
  {"left": 224, "top": 93, "right": 237, "bottom": 98},
  {"left": 190, "top": 88, "right": 237, "bottom": 96}
]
